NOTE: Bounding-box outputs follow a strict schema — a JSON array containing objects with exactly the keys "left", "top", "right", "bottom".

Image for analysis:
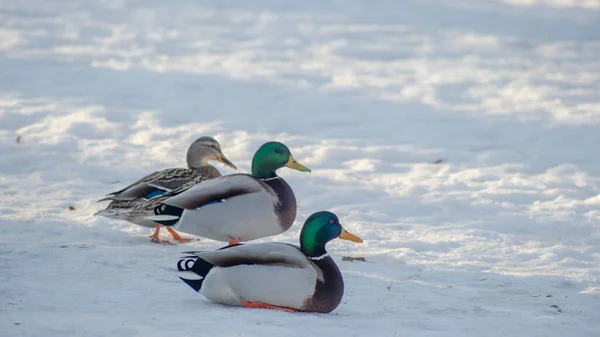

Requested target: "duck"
[
  {"left": 145, "top": 141, "right": 311, "bottom": 245},
  {"left": 95, "top": 136, "right": 237, "bottom": 244},
  {"left": 176, "top": 211, "right": 363, "bottom": 313}
]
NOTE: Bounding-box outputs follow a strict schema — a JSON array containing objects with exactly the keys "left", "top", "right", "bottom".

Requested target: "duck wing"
[
  {"left": 160, "top": 174, "right": 273, "bottom": 210},
  {"left": 178, "top": 243, "right": 319, "bottom": 310},
  {"left": 99, "top": 168, "right": 198, "bottom": 201}
]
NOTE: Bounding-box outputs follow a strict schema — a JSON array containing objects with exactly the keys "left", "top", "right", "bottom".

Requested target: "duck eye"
[
  {"left": 328, "top": 219, "right": 335, "bottom": 224},
  {"left": 275, "top": 149, "right": 283, "bottom": 154}
]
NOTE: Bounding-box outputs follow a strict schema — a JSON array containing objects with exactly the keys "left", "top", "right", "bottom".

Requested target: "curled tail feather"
[
  {"left": 177, "top": 255, "right": 215, "bottom": 292},
  {"left": 145, "top": 204, "right": 184, "bottom": 226}
]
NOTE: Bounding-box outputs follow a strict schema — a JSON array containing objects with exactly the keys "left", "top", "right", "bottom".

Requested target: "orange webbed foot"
[
  {"left": 241, "top": 301, "right": 297, "bottom": 312},
  {"left": 166, "top": 227, "right": 198, "bottom": 244},
  {"left": 149, "top": 235, "right": 173, "bottom": 245},
  {"left": 149, "top": 225, "right": 173, "bottom": 245}
]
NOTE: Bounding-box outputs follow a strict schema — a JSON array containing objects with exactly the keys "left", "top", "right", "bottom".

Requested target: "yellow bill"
[
  {"left": 338, "top": 227, "right": 363, "bottom": 243},
  {"left": 285, "top": 156, "right": 311, "bottom": 172},
  {"left": 217, "top": 155, "right": 237, "bottom": 170}
]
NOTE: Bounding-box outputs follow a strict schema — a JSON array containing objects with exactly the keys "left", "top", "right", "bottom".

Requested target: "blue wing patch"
[
  {"left": 144, "top": 189, "right": 166, "bottom": 200},
  {"left": 199, "top": 199, "right": 223, "bottom": 208}
]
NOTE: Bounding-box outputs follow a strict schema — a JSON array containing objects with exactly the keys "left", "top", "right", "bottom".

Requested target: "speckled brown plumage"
[{"left": 97, "top": 165, "right": 222, "bottom": 228}]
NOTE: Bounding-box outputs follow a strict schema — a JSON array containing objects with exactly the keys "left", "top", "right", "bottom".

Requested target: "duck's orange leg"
[
  {"left": 149, "top": 225, "right": 173, "bottom": 245},
  {"left": 166, "top": 227, "right": 197, "bottom": 243},
  {"left": 241, "top": 301, "right": 297, "bottom": 312},
  {"left": 228, "top": 238, "right": 241, "bottom": 245}
]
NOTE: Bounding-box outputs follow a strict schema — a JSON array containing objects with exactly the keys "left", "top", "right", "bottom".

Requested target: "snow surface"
[{"left": 1, "top": 0, "right": 599, "bottom": 336}]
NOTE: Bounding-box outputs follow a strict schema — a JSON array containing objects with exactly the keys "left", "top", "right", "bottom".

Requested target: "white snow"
[{"left": 1, "top": 0, "right": 599, "bottom": 336}]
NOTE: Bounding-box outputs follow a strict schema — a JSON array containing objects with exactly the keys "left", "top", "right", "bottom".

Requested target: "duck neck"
[
  {"left": 301, "top": 242, "right": 328, "bottom": 260},
  {"left": 187, "top": 156, "right": 210, "bottom": 170},
  {"left": 251, "top": 159, "right": 278, "bottom": 180}
]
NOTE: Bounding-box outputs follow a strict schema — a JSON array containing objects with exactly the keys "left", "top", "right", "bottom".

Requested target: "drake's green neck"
[
  {"left": 251, "top": 157, "right": 278, "bottom": 179},
  {"left": 301, "top": 243, "right": 327, "bottom": 259},
  {"left": 300, "top": 229, "right": 328, "bottom": 258}
]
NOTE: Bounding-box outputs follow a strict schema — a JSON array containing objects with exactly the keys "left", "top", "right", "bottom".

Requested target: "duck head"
[
  {"left": 187, "top": 136, "right": 237, "bottom": 170},
  {"left": 251, "top": 141, "right": 310, "bottom": 179},
  {"left": 300, "top": 211, "right": 363, "bottom": 259}
]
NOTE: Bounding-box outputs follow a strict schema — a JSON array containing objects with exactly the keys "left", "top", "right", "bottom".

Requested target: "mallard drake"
[
  {"left": 95, "top": 136, "right": 236, "bottom": 244},
  {"left": 177, "top": 211, "right": 363, "bottom": 313},
  {"left": 145, "top": 141, "right": 311, "bottom": 245}
]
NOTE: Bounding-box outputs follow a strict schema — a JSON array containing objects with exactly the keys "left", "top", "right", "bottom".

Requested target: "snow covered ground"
[{"left": 1, "top": 0, "right": 599, "bottom": 336}]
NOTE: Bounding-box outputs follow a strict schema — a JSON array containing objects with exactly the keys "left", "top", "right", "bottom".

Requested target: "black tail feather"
[
  {"left": 177, "top": 255, "right": 216, "bottom": 292},
  {"left": 189, "top": 258, "right": 214, "bottom": 276},
  {"left": 177, "top": 257, "right": 199, "bottom": 271},
  {"left": 176, "top": 245, "right": 245, "bottom": 293},
  {"left": 153, "top": 204, "right": 184, "bottom": 226},
  {"left": 179, "top": 277, "right": 204, "bottom": 292}
]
